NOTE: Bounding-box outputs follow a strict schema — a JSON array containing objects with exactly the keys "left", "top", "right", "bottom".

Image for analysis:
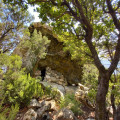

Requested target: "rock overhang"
[{"left": 14, "top": 22, "right": 83, "bottom": 85}]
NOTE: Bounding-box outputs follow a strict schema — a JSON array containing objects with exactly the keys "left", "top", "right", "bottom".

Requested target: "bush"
[
  {"left": 0, "top": 98, "right": 19, "bottom": 120},
  {"left": 81, "top": 64, "right": 98, "bottom": 105},
  {"left": 43, "top": 85, "right": 61, "bottom": 100},
  {"left": 4, "top": 74, "right": 44, "bottom": 107},
  {"left": 1, "top": 54, "right": 44, "bottom": 107},
  {"left": 60, "top": 94, "right": 82, "bottom": 116}
]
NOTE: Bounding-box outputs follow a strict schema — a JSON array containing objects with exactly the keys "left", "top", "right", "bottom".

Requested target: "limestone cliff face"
[{"left": 14, "top": 22, "right": 83, "bottom": 85}]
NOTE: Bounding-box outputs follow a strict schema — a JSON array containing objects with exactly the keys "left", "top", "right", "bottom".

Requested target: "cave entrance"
[{"left": 41, "top": 68, "right": 46, "bottom": 81}]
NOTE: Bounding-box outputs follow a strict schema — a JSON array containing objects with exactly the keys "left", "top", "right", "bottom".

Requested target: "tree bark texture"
[{"left": 95, "top": 73, "right": 109, "bottom": 120}]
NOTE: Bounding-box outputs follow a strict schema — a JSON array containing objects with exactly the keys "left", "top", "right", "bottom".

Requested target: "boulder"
[
  {"left": 37, "top": 103, "right": 51, "bottom": 119},
  {"left": 40, "top": 81, "right": 78, "bottom": 98},
  {"left": 75, "top": 84, "right": 89, "bottom": 100},
  {"left": 40, "top": 81, "right": 65, "bottom": 98},
  {"left": 29, "top": 99, "right": 43, "bottom": 107},
  {"left": 44, "top": 67, "right": 67, "bottom": 86},
  {"left": 23, "top": 108, "right": 37, "bottom": 120},
  {"left": 54, "top": 108, "right": 77, "bottom": 120},
  {"left": 23, "top": 99, "right": 53, "bottom": 120}
]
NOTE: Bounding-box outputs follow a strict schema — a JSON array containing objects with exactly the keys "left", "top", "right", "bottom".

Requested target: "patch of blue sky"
[{"left": 28, "top": 5, "right": 41, "bottom": 23}]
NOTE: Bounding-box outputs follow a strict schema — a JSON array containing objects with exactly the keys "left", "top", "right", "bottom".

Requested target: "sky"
[{"left": 28, "top": 6, "right": 41, "bottom": 22}]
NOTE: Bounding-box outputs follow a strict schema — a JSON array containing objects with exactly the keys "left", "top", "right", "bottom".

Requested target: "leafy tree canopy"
[
  {"left": 0, "top": 1, "right": 33, "bottom": 53},
  {"left": 4, "top": 0, "right": 120, "bottom": 65}
]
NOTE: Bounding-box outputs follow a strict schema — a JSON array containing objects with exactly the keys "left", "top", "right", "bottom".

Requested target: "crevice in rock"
[{"left": 41, "top": 68, "right": 46, "bottom": 81}]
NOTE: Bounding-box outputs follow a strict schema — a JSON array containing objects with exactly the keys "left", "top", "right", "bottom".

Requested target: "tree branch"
[
  {"left": 106, "top": 0, "right": 120, "bottom": 31},
  {"left": 74, "top": 0, "right": 92, "bottom": 31},
  {"left": 54, "top": 11, "right": 71, "bottom": 20},
  {"left": 71, "top": 0, "right": 106, "bottom": 73},
  {"left": 0, "top": 27, "right": 14, "bottom": 44},
  {"left": 108, "top": 34, "right": 120, "bottom": 75},
  {"left": 106, "top": 0, "right": 120, "bottom": 75}
]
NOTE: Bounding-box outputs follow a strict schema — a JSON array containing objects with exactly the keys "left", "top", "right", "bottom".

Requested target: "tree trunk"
[
  {"left": 115, "top": 105, "right": 120, "bottom": 120},
  {"left": 111, "top": 85, "right": 117, "bottom": 120},
  {"left": 95, "top": 73, "right": 109, "bottom": 120}
]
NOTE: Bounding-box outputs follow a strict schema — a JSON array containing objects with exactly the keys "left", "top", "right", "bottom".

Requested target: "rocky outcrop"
[
  {"left": 14, "top": 22, "right": 83, "bottom": 85},
  {"left": 40, "top": 81, "right": 78, "bottom": 98},
  {"left": 30, "top": 23, "right": 83, "bottom": 85},
  {"left": 22, "top": 99, "right": 77, "bottom": 120},
  {"left": 22, "top": 99, "right": 52, "bottom": 120}
]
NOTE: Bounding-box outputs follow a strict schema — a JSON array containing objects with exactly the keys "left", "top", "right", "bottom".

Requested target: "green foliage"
[
  {"left": 59, "top": 32, "right": 92, "bottom": 64},
  {"left": 43, "top": 85, "right": 52, "bottom": 96},
  {"left": 81, "top": 64, "right": 98, "bottom": 105},
  {"left": 81, "top": 64, "right": 98, "bottom": 88},
  {"left": 20, "top": 29, "right": 51, "bottom": 73},
  {"left": 2, "top": 0, "right": 120, "bottom": 119},
  {"left": 0, "top": 54, "right": 44, "bottom": 106},
  {"left": 60, "top": 94, "right": 82, "bottom": 116},
  {"left": 0, "top": 98, "right": 19, "bottom": 120},
  {"left": 108, "top": 73, "right": 120, "bottom": 106},
  {"left": 43, "top": 85, "right": 61, "bottom": 100},
  {"left": 0, "top": 1, "right": 33, "bottom": 53},
  {"left": 3, "top": 74, "right": 44, "bottom": 106}
]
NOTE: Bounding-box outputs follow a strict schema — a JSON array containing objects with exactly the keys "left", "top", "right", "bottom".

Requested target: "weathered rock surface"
[
  {"left": 54, "top": 108, "right": 77, "bottom": 120},
  {"left": 75, "top": 83, "right": 89, "bottom": 99},
  {"left": 40, "top": 81, "right": 78, "bottom": 98},
  {"left": 23, "top": 108, "right": 37, "bottom": 120},
  {"left": 75, "top": 83, "right": 95, "bottom": 110},
  {"left": 23, "top": 99, "right": 53, "bottom": 120},
  {"left": 14, "top": 22, "right": 83, "bottom": 85},
  {"left": 44, "top": 67, "right": 67, "bottom": 86},
  {"left": 22, "top": 98, "right": 78, "bottom": 120},
  {"left": 29, "top": 99, "right": 43, "bottom": 107},
  {"left": 41, "top": 81, "right": 89, "bottom": 99}
]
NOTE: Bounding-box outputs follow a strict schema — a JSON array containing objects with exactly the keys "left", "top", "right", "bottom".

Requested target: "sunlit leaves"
[
  {"left": 21, "top": 29, "right": 51, "bottom": 73},
  {"left": 58, "top": 32, "right": 92, "bottom": 64}
]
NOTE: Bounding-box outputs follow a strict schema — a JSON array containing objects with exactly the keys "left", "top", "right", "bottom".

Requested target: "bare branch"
[
  {"left": 106, "top": 0, "right": 120, "bottom": 75},
  {"left": 108, "top": 34, "right": 120, "bottom": 75},
  {"left": 74, "top": 0, "right": 93, "bottom": 31},
  {"left": 103, "top": 0, "right": 110, "bottom": 13},
  {"left": 106, "top": 0, "right": 120, "bottom": 31}
]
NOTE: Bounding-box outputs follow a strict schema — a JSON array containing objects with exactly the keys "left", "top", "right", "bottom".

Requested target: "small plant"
[
  {"left": 60, "top": 93, "right": 83, "bottom": 116},
  {"left": 43, "top": 86, "right": 60, "bottom": 99},
  {"left": 0, "top": 97, "right": 19, "bottom": 120}
]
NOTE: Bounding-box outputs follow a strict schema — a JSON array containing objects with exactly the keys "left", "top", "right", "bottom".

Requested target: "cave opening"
[{"left": 41, "top": 68, "right": 46, "bottom": 81}]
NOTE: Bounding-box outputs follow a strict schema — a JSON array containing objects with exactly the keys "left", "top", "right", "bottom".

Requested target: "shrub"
[
  {"left": 43, "top": 85, "right": 61, "bottom": 100},
  {"left": 1, "top": 54, "right": 44, "bottom": 107},
  {"left": 0, "top": 97, "right": 19, "bottom": 120},
  {"left": 60, "top": 94, "right": 82, "bottom": 116},
  {"left": 3, "top": 73, "right": 44, "bottom": 107},
  {"left": 81, "top": 64, "right": 98, "bottom": 105}
]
